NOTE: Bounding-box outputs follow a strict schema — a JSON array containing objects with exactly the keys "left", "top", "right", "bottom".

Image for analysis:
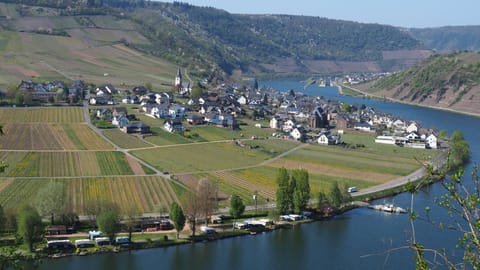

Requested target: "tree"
[
  {"left": 169, "top": 202, "right": 185, "bottom": 239},
  {"left": 276, "top": 167, "right": 290, "bottom": 214},
  {"left": 182, "top": 190, "right": 202, "bottom": 238},
  {"left": 229, "top": 194, "right": 245, "bottom": 229},
  {"left": 190, "top": 86, "right": 203, "bottom": 98},
  {"left": 329, "top": 181, "right": 343, "bottom": 210},
  {"left": 17, "top": 205, "right": 43, "bottom": 251},
  {"left": 448, "top": 131, "right": 470, "bottom": 169},
  {"left": 0, "top": 204, "right": 5, "bottom": 233},
  {"left": 292, "top": 169, "right": 310, "bottom": 213},
  {"left": 84, "top": 198, "right": 119, "bottom": 228},
  {"left": 197, "top": 179, "right": 217, "bottom": 226},
  {"left": 316, "top": 191, "right": 328, "bottom": 214},
  {"left": 123, "top": 206, "right": 139, "bottom": 241},
  {"left": 34, "top": 181, "right": 65, "bottom": 225},
  {"left": 96, "top": 210, "right": 120, "bottom": 242}
]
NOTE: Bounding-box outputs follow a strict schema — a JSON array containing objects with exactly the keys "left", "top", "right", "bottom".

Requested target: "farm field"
[
  {"left": 0, "top": 123, "right": 112, "bottom": 150},
  {"left": 103, "top": 129, "right": 152, "bottom": 149},
  {"left": 131, "top": 141, "right": 278, "bottom": 173},
  {"left": 0, "top": 107, "right": 84, "bottom": 123},
  {"left": 5, "top": 151, "right": 134, "bottom": 177},
  {"left": 0, "top": 176, "right": 180, "bottom": 213},
  {"left": 188, "top": 125, "right": 273, "bottom": 142}
]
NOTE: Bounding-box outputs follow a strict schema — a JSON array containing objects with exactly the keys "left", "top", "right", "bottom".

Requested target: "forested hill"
[
  {"left": 0, "top": 0, "right": 426, "bottom": 75},
  {"left": 364, "top": 52, "right": 480, "bottom": 115},
  {"left": 408, "top": 26, "right": 480, "bottom": 52}
]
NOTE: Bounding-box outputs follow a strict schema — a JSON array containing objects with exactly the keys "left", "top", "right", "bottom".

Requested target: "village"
[{"left": 14, "top": 68, "right": 440, "bottom": 150}]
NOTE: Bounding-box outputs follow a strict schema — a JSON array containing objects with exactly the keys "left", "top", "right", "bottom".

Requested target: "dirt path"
[{"left": 126, "top": 155, "right": 145, "bottom": 175}]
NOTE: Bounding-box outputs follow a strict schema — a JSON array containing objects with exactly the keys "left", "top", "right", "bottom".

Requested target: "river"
[{"left": 38, "top": 80, "right": 480, "bottom": 270}]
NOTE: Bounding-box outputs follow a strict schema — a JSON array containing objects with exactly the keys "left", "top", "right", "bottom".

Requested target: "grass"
[
  {"left": 144, "top": 127, "right": 193, "bottom": 146},
  {"left": 131, "top": 141, "right": 271, "bottom": 173},
  {"left": 103, "top": 129, "right": 152, "bottom": 149}
]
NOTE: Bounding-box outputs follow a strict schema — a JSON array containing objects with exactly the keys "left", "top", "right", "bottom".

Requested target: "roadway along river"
[{"left": 38, "top": 80, "right": 480, "bottom": 270}]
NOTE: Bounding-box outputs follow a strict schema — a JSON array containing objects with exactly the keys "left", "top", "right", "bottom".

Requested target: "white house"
[
  {"left": 426, "top": 134, "right": 438, "bottom": 149},
  {"left": 270, "top": 116, "right": 282, "bottom": 130},
  {"left": 406, "top": 122, "right": 419, "bottom": 133},
  {"left": 112, "top": 115, "right": 129, "bottom": 128},
  {"left": 406, "top": 132, "right": 420, "bottom": 141},
  {"left": 282, "top": 119, "right": 296, "bottom": 132},
  {"left": 149, "top": 105, "right": 169, "bottom": 118},
  {"left": 237, "top": 95, "right": 248, "bottom": 105},
  {"left": 375, "top": 135, "right": 397, "bottom": 145},
  {"left": 164, "top": 119, "right": 185, "bottom": 133},
  {"left": 318, "top": 133, "right": 341, "bottom": 145},
  {"left": 353, "top": 122, "right": 373, "bottom": 132},
  {"left": 290, "top": 127, "right": 305, "bottom": 141},
  {"left": 168, "top": 104, "right": 185, "bottom": 119}
]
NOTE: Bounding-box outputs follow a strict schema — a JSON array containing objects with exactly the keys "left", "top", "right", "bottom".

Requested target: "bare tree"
[
  {"left": 197, "top": 178, "right": 217, "bottom": 226},
  {"left": 182, "top": 190, "right": 202, "bottom": 238}
]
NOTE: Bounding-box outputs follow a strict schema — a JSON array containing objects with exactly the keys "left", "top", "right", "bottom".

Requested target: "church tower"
[{"left": 175, "top": 67, "right": 182, "bottom": 87}]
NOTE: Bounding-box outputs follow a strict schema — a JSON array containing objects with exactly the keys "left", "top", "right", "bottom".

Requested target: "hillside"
[
  {"left": 0, "top": 0, "right": 429, "bottom": 85},
  {"left": 359, "top": 52, "right": 480, "bottom": 115},
  {"left": 408, "top": 26, "right": 480, "bottom": 52}
]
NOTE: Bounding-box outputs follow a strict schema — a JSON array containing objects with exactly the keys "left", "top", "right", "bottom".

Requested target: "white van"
[{"left": 348, "top": 186, "right": 358, "bottom": 193}]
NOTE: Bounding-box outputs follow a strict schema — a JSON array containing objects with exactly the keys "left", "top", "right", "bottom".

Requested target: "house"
[
  {"left": 282, "top": 119, "right": 296, "bottom": 132},
  {"left": 112, "top": 107, "right": 128, "bottom": 117},
  {"left": 112, "top": 115, "right": 129, "bottom": 128},
  {"left": 96, "top": 84, "right": 117, "bottom": 95},
  {"left": 426, "top": 134, "right": 438, "bottom": 149},
  {"left": 353, "top": 122, "right": 374, "bottom": 132},
  {"left": 186, "top": 114, "right": 204, "bottom": 125},
  {"left": 96, "top": 108, "right": 112, "bottom": 120},
  {"left": 149, "top": 104, "right": 169, "bottom": 118},
  {"left": 89, "top": 96, "right": 109, "bottom": 105},
  {"left": 270, "top": 116, "right": 283, "bottom": 130},
  {"left": 290, "top": 127, "right": 306, "bottom": 141},
  {"left": 406, "top": 132, "right": 420, "bottom": 141},
  {"left": 406, "top": 122, "right": 419, "bottom": 133},
  {"left": 204, "top": 112, "right": 221, "bottom": 125},
  {"left": 168, "top": 104, "right": 185, "bottom": 119},
  {"left": 121, "top": 122, "right": 150, "bottom": 134},
  {"left": 132, "top": 85, "right": 148, "bottom": 96},
  {"left": 318, "top": 132, "right": 341, "bottom": 145},
  {"left": 164, "top": 119, "right": 185, "bottom": 133},
  {"left": 237, "top": 95, "right": 248, "bottom": 105}
]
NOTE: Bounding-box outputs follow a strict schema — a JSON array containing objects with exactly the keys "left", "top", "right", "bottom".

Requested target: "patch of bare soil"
[{"left": 126, "top": 155, "right": 145, "bottom": 175}]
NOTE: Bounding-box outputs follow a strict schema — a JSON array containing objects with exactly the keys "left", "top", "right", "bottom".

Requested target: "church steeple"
[{"left": 175, "top": 67, "right": 182, "bottom": 86}]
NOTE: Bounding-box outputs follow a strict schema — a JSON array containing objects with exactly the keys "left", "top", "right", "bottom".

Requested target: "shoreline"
[{"left": 337, "top": 82, "right": 480, "bottom": 119}]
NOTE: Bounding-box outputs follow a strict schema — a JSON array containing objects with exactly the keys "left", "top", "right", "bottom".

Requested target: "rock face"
[{"left": 362, "top": 52, "right": 480, "bottom": 116}]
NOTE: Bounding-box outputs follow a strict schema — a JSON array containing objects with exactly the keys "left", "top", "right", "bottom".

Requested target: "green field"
[
  {"left": 103, "top": 129, "right": 152, "bottom": 149},
  {"left": 131, "top": 141, "right": 272, "bottom": 173}
]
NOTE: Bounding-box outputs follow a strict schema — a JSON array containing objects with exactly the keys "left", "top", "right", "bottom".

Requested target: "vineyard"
[
  {"left": 0, "top": 107, "right": 84, "bottom": 123},
  {"left": 131, "top": 142, "right": 271, "bottom": 173},
  {"left": 0, "top": 176, "right": 181, "bottom": 213},
  {"left": 6, "top": 151, "right": 134, "bottom": 177},
  {"left": 0, "top": 123, "right": 112, "bottom": 150},
  {"left": 103, "top": 129, "right": 152, "bottom": 149},
  {"left": 211, "top": 171, "right": 276, "bottom": 201}
]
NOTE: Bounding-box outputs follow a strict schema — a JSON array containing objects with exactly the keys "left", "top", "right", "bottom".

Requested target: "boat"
[{"left": 368, "top": 203, "right": 407, "bottom": 214}]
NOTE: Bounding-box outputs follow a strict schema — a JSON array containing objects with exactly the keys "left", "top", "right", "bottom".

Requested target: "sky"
[{"left": 161, "top": 0, "right": 479, "bottom": 28}]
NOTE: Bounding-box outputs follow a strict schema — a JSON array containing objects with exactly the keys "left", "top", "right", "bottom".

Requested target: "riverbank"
[{"left": 339, "top": 82, "right": 480, "bottom": 119}]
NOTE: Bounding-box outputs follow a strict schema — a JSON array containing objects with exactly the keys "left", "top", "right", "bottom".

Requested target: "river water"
[{"left": 39, "top": 80, "right": 480, "bottom": 270}]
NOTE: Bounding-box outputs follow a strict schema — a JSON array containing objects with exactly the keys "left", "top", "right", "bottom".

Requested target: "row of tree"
[{"left": 276, "top": 167, "right": 353, "bottom": 215}]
